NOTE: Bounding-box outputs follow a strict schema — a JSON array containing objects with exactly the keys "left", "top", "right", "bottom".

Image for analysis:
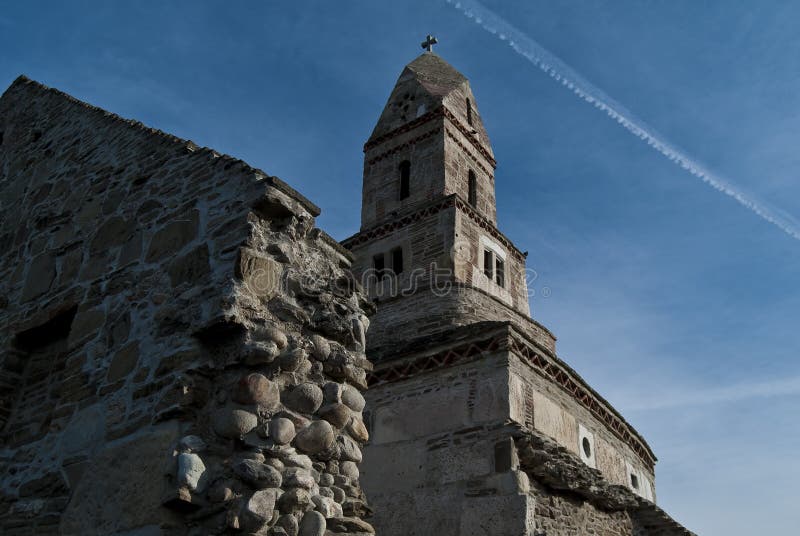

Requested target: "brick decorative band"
[
  {"left": 444, "top": 127, "right": 494, "bottom": 178},
  {"left": 342, "top": 194, "right": 526, "bottom": 263},
  {"left": 507, "top": 334, "right": 656, "bottom": 469},
  {"left": 368, "top": 328, "right": 656, "bottom": 469},
  {"left": 342, "top": 196, "right": 457, "bottom": 249},
  {"left": 364, "top": 106, "right": 497, "bottom": 170},
  {"left": 366, "top": 127, "right": 442, "bottom": 166},
  {"left": 364, "top": 108, "right": 444, "bottom": 152},
  {"left": 441, "top": 107, "right": 497, "bottom": 168}
]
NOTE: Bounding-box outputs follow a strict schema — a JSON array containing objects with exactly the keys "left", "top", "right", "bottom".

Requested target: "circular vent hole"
[{"left": 581, "top": 437, "right": 591, "bottom": 458}]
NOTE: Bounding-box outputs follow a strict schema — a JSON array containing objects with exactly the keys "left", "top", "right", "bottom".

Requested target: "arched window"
[
  {"left": 468, "top": 170, "right": 477, "bottom": 207},
  {"left": 399, "top": 160, "right": 411, "bottom": 200},
  {"left": 466, "top": 98, "right": 473, "bottom": 126}
]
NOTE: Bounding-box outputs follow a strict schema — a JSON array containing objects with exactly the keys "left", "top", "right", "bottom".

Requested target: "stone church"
[{"left": 0, "top": 41, "right": 693, "bottom": 535}]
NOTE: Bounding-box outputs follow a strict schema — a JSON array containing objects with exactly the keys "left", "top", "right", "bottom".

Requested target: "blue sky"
[{"left": 2, "top": 1, "right": 798, "bottom": 533}]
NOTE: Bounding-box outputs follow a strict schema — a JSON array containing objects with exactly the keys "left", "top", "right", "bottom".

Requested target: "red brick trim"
[
  {"left": 444, "top": 127, "right": 494, "bottom": 178},
  {"left": 507, "top": 334, "right": 656, "bottom": 469},
  {"left": 441, "top": 107, "right": 497, "bottom": 169},
  {"left": 367, "top": 327, "right": 656, "bottom": 469},
  {"left": 366, "top": 127, "right": 442, "bottom": 166},
  {"left": 364, "top": 106, "right": 497, "bottom": 171},
  {"left": 454, "top": 197, "right": 526, "bottom": 262},
  {"left": 342, "top": 196, "right": 457, "bottom": 249},
  {"left": 342, "top": 194, "right": 526, "bottom": 264},
  {"left": 364, "top": 108, "right": 444, "bottom": 152}
]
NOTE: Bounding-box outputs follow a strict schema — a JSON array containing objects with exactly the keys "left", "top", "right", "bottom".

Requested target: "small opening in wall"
[
  {"left": 495, "top": 258, "right": 505, "bottom": 288},
  {"left": 466, "top": 98, "right": 473, "bottom": 126},
  {"left": 582, "top": 437, "right": 592, "bottom": 458},
  {"left": 468, "top": 170, "right": 477, "bottom": 207},
  {"left": 0, "top": 131, "right": 4, "bottom": 146},
  {"left": 31, "top": 130, "right": 42, "bottom": 143},
  {"left": 373, "top": 254, "right": 386, "bottom": 278},
  {"left": 391, "top": 247, "right": 404, "bottom": 275},
  {"left": 14, "top": 306, "right": 77, "bottom": 351},
  {"left": 630, "top": 473, "right": 639, "bottom": 489},
  {"left": 483, "top": 249, "right": 493, "bottom": 279},
  {"left": 399, "top": 160, "right": 410, "bottom": 200}
]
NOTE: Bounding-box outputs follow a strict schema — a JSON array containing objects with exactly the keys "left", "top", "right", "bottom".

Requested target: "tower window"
[
  {"left": 495, "top": 258, "right": 505, "bottom": 287},
  {"left": 466, "top": 98, "right": 473, "bottom": 126},
  {"left": 391, "top": 247, "right": 404, "bottom": 275},
  {"left": 483, "top": 249, "right": 493, "bottom": 279},
  {"left": 373, "top": 254, "right": 386, "bottom": 277},
  {"left": 399, "top": 160, "right": 411, "bottom": 200},
  {"left": 468, "top": 170, "right": 477, "bottom": 207},
  {"left": 630, "top": 473, "right": 639, "bottom": 490}
]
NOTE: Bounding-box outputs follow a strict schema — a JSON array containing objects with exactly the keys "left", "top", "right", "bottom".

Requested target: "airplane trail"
[{"left": 446, "top": 0, "right": 800, "bottom": 242}]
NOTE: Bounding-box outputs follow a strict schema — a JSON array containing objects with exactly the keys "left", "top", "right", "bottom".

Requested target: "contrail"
[
  {"left": 621, "top": 375, "right": 800, "bottom": 412},
  {"left": 446, "top": 0, "right": 800, "bottom": 242}
]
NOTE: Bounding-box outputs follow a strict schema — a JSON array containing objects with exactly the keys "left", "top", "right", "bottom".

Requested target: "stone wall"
[
  {"left": 361, "top": 350, "right": 535, "bottom": 536},
  {"left": 361, "top": 320, "right": 660, "bottom": 534},
  {"left": 361, "top": 285, "right": 555, "bottom": 359},
  {"left": 361, "top": 115, "right": 445, "bottom": 229},
  {"left": 0, "top": 76, "right": 374, "bottom": 535},
  {"left": 516, "top": 431, "right": 694, "bottom": 536}
]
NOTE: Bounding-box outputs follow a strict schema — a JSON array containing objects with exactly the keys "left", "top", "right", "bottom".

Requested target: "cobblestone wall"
[{"left": 0, "top": 76, "right": 374, "bottom": 535}]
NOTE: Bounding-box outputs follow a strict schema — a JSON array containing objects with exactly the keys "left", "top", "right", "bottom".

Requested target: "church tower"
[{"left": 343, "top": 42, "right": 686, "bottom": 536}]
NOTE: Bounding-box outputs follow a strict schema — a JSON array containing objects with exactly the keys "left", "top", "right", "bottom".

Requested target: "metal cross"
[{"left": 421, "top": 34, "right": 438, "bottom": 52}]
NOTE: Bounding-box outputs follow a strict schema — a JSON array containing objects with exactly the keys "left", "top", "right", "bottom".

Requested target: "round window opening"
[
  {"left": 581, "top": 437, "right": 591, "bottom": 458},
  {"left": 630, "top": 473, "right": 639, "bottom": 489}
]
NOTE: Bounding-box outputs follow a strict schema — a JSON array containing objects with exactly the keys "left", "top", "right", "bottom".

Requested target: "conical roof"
[
  {"left": 404, "top": 52, "right": 468, "bottom": 97},
  {"left": 367, "top": 52, "right": 493, "bottom": 158}
]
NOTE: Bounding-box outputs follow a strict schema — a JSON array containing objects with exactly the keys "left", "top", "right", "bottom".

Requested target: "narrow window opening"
[
  {"left": 466, "top": 98, "right": 473, "bottom": 126},
  {"left": 391, "top": 247, "right": 404, "bottom": 275},
  {"left": 468, "top": 170, "right": 477, "bottom": 207},
  {"left": 373, "top": 254, "right": 386, "bottom": 278},
  {"left": 630, "top": 473, "right": 639, "bottom": 490},
  {"left": 0, "top": 131, "right": 4, "bottom": 146},
  {"left": 495, "top": 258, "right": 505, "bottom": 287},
  {"left": 399, "top": 160, "right": 411, "bottom": 200},
  {"left": 483, "top": 249, "right": 493, "bottom": 279}
]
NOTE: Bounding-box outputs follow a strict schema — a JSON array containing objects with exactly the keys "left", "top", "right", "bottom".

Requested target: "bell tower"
[
  {"left": 361, "top": 50, "right": 498, "bottom": 229},
  {"left": 345, "top": 47, "right": 532, "bottom": 354},
  {"left": 342, "top": 41, "right": 665, "bottom": 536}
]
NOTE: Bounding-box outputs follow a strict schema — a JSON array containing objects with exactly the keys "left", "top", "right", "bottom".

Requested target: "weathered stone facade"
[
  {"left": 0, "top": 76, "right": 374, "bottom": 535},
  {"left": 0, "top": 48, "right": 693, "bottom": 536},
  {"left": 344, "top": 52, "right": 693, "bottom": 535}
]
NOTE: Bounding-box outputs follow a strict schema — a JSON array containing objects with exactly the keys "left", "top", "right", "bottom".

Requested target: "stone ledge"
[
  {"left": 366, "top": 319, "right": 656, "bottom": 471},
  {"left": 514, "top": 429, "right": 695, "bottom": 536}
]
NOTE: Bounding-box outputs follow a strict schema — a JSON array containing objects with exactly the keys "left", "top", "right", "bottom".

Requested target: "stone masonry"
[
  {"left": 344, "top": 51, "right": 694, "bottom": 535},
  {"left": 0, "top": 76, "right": 374, "bottom": 535},
  {"left": 0, "top": 47, "right": 694, "bottom": 536}
]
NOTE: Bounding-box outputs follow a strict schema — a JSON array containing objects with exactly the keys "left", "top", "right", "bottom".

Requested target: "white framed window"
[
  {"left": 578, "top": 424, "right": 596, "bottom": 468},
  {"left": 480, "top": 236, "right": 506, "bottom": 289}
]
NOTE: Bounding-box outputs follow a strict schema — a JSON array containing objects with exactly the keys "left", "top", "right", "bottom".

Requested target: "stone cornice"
[
  {"left": 341, "top": 195, "right": 457, "bottom": 249},
  {"left": 366, "top": 126, "right": 441, "bottom": 166},
  {"left": 441, "top": 106, "right": 497, "bottom": 169},
  {"left": 507, "top": 324, "right": 657, "bottom": 468},
  {"left": 364, "top": 108, "right": 444, "bottom": 152},
  {"left": 341, "top": 194, "right": 525, "bottom": 263},
  {"left": 366, "top": 321, "right": 656, "bottom": 470},
  {"left": 364, "top": 105, "right": 497, "bottom": 170},
  {"left": 444, "top": 127, "right": 494, "bottom": 178}
]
